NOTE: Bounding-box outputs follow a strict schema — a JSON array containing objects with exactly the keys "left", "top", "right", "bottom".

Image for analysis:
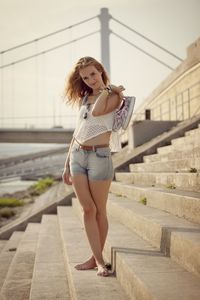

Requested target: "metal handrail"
[{"left": 133, "top": 80, "right": 200, "bottom": 122}]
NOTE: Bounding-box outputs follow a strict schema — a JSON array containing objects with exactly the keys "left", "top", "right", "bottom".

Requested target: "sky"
[{"left": 0, "top": 0, "right": 200, "bottom": 129}]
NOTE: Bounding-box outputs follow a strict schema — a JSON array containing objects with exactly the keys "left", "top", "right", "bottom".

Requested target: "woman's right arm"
[
  {"left": 62, "top": 136, "right": 75, "bottom": 185},
  {"left": 92, "top": 85, "right": 125, "bottom": 116}
]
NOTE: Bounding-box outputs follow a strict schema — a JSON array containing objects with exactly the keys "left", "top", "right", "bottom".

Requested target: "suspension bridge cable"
[
  {"left": 111, "top": 16, "right": 183, "bottom": 62},
  {"left": 0, "top": 30, "right": 99, "bottom": 69},
  {"left": 0, "top": 15, "right": 99, "bottom": 55},
  {"left": 111, "top": 31, "right": 174, "bottom": 71}
]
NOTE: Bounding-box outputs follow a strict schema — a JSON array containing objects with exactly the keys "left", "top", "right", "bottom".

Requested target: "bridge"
[
  {"left": 0, "top": 7, "right": 186, "bottom": 143},
  {"left": 0, "top": 128, "right": 73, "bottom": 144}
]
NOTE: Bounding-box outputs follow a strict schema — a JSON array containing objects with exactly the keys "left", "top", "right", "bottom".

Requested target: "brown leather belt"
[{"left": 76, "top": 143, "right": 109, "bottom": 151}]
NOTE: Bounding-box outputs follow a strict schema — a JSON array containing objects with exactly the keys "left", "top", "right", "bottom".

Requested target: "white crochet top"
[{"left": 73, "top": 102, "right": 121, "bottom": 152}]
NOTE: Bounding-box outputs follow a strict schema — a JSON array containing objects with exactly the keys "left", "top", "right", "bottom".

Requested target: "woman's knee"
[
  {"left": 96, "top": 210, "right": 107, "bottom": 221},
  {"left": 82, "top": 203, "right": 97, "bottom": 218}
]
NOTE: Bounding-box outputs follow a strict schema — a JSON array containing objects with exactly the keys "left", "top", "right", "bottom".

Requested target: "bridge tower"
[{"left": 99, "top": 8, "right": 111, "bottom": 76}]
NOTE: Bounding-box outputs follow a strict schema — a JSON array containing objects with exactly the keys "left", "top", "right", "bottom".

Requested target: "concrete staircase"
[
  {"left": 0, "top": 209, "right": 129, "bottom": 300},
  {"left": 108, "top": 123, "right": 200, "bottom": 298},
  {"left": 0, "top": 123, "right": 200, "bottom": 299}
]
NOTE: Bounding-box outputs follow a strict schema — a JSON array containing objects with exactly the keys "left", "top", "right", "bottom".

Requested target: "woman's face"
[{"left": 79, "top": 65, "right": 104, "bottom": 91}]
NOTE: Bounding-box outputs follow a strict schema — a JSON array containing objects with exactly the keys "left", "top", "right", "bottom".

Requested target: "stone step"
[
  {"left": 129, "top": 158, "right": 200, "bottom": 173},
  {"left": 106, "top": 217, "right": 200, "bottom": 300},
  {"left": 171, "top": 132, "right": 200, "bottom": 146},
  {"left": 115, "top": 171, "right": 200, "bottom": 192},
  {"left": 185, "top": 126, "right": 200, "bottom": 136},
  {"left": 0, "top": 223, "right": 40, "bottom": 300},
  {"left": 106, "top": 193, "right": 200, "bottom": 278},
  {"left": 72, "top": 198, "right": 200, "bottom": 300},
  {"left": 29, "top": 215, "right": 70, "bottom": 300},
  {"left": 143, "top": 146, "right": 200, "bottom": 163},
  {"left": 113, "top": 115, "right": 200, "bottom": 171},
  {"left": 0, "top": 231, "right": 24, "bottom": 290},
  {"left": 147, "top": 128, "right": 200, "bottom": 158},
  {"left": 110, "top": 181, "right": 200, "bottom": 225},
  {"left": 157, "top": 137, "right": 200, "bottom": 155},
  {"left": 0, "top": 240, "right": 7, "bottom": 253},
  {"left": 57, "top": 206, "right": 129, "bottom": 300}
]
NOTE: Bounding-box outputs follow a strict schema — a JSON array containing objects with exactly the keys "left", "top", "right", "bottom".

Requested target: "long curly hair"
[{"left": 63, "top": 57, "right": 110, "bottom": 106}]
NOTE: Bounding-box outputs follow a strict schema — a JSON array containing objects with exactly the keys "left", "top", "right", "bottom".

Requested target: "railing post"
[
  {"left": 99, "top": 8, "right": 111, "bottom": 76},
  {"left": 168, "top": 98, "right": 171, "bottom": 120},
  {"left": 175, "top": 95, "right": 178, "bottom": 120},
  {"left": 188, "top": 88, "right": 191, "bottom": 118},
  {"left": 181, "top": 92, "right": 184, "bottom": 120},
  {"left": 0, "top": 53, "right": 4, "bottom": 127},
  {"left": 145, "top": 109, "right": 151, "bottom": 120}
]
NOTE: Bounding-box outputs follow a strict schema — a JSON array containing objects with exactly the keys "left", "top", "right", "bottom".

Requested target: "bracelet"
[{"left": 103, "top": 85, "right": 112, "bottom": 94}]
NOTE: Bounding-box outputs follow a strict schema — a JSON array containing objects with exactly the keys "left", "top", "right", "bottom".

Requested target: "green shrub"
[
  {"left": 139, "top": 196, "right": 147, "bottom": 205},
  {"left": 189, "top": 167, "right": 197, "bottom": 173},
  {"left": 0, "top": 207, "right": 16, "bottom": 218},
  {"left": 166, "top": 183, "right": 176, "bottom": 189},
  {"left": 28, "top": 177, "right": 55, "bottom": 195},
  {"left": 0, "top": 198, "right": 24, "bottom": 208}
]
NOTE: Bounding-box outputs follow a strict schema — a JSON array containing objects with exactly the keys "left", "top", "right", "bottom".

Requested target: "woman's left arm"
[{"left": 92, "top": 85, "right": 125, "bottom": 116}]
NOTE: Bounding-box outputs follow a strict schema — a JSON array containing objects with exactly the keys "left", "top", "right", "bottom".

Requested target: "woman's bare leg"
[
  {"left": 75, "top": 178, "right": 112, "bottom": 271},
  {"left": 89, "top": 179, "right": 111, "bottom": 249},
  {"left": 71, "top": 174, "right": 106, "bottom": 270},
  {"left": 88, "top": 179, "right": 112, "bottom": 275}
]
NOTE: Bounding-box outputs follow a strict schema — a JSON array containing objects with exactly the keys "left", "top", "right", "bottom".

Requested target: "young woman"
[{"left": 62, "top": 56, "right": 125, "bottom": 277}]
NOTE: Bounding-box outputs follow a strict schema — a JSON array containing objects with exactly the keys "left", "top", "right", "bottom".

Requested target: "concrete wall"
[
  {"left": 128, "top": 120, "right": 180, "bottom": 148},
  {"left": 120, "top": 37, "right": 200, "bottom": 147},
  {"left": 133, "top": 37, "right": 200, "bottom": 122}
]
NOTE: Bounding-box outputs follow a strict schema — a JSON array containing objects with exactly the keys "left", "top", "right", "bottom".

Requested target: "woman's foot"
[
  {"left": 97, "top": 265, "right": 110, "bottom": 277},
  {"left": 75, "top": 257, "right": 97, "bottom": 270}
]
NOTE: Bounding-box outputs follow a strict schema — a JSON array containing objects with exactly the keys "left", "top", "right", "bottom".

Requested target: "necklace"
[
  {"left": 83, "top": 103, "right": 91, "bottom": 119},
  {"left": 83, "top": 93, "right": 100, "bottom": 119}
]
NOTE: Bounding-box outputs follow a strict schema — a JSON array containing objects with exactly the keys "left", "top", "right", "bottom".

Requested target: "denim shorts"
[{"left": 69, "top": 143, "right": 114, "bottom": 181}]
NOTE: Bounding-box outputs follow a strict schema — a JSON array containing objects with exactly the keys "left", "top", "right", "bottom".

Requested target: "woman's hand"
[
  {"left": 62, "top": 166, "right": 72, "bottom": 185},
  {"left": 110, "top": 85, "right": 125, "bottom": 102},
  {"left": 92, "top": 84, "right": 125, "bottom": 116},
  {"left": 110, "top": 84, "right": 125, "bottom": 95}
]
